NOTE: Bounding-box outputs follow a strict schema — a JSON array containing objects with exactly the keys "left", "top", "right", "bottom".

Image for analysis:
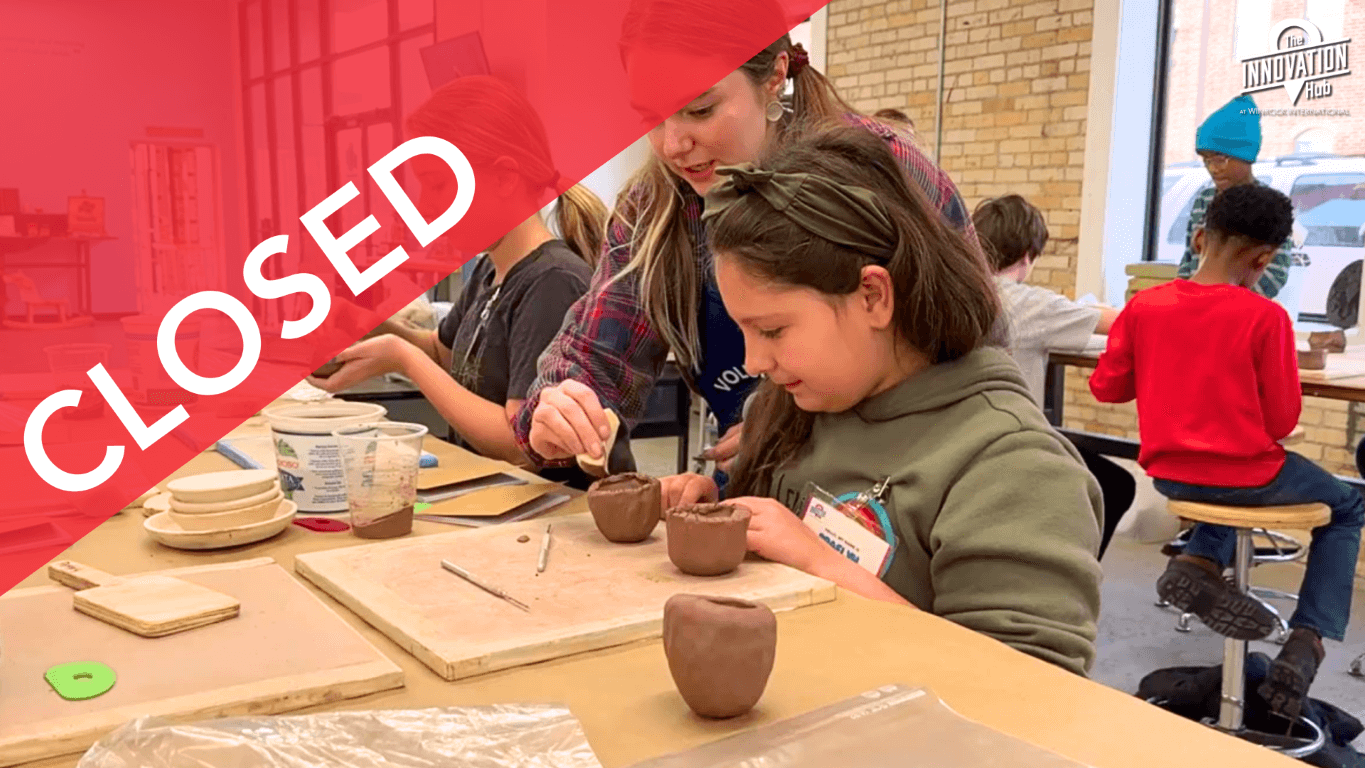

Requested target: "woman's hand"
[
  {"left": 660, "top": 473, "right": 719, "bottom": 509},
  {"left": 308, "top": 335, "right": 413, "bottom": 393},
  {"left": 702, "top": 422, "right": 743, "bottom": 472},
  {"left": 727, "top": 496, "right": 832, "bottom": 573},
  {"left": 528, "top": 379, "right": 613, "bottom": 460}
]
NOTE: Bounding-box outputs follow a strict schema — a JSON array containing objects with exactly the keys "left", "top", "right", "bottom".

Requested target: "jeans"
[{"left": 1154, "top": 452, "right": 1365, "bottom": 641}]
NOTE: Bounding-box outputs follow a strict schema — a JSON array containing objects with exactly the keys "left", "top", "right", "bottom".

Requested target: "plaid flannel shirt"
[
  {"left": 512, "top": 115, "right": 979, "bottom": 464},
  {"left": 1175, "top": 183, "right": 1292, "bottom": 298}
]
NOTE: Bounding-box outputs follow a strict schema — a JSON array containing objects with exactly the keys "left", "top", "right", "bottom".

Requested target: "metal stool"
[
  {"left": 1155, "top": 527, "right": 1307, "bottom": 643},
  {"left": 1161, "top": 500, "right": 1329, "bottom": 757}
]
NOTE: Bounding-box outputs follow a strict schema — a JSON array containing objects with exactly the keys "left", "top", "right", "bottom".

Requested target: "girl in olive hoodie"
[{"left": 660, "top": 127, "right": 1104, "bottom": 676}]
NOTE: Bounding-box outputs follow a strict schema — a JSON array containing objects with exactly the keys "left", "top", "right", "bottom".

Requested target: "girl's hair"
[
  {"left": 713, "top": 127, "right": 1002, "bottom": 497},
  {"left": 405, "top": 76, "right": 608, "bottom": 266},
  {"left": 614, "top": 0, "right": 856, "bottom": 371}
]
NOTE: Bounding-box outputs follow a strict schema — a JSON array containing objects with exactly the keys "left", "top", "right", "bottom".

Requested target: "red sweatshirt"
[{"left": 1089, "top": 280, "right": 1300, "bottom": 487}]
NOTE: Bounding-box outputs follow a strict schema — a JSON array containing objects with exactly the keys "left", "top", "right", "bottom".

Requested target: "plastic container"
[
  {"left": 263, "top": 401, "right": 387, "bottom": 513},
  {"left": 120, "top": 314, "right": 200, "bottom": 406},
  {"left": 44, "top": 343, "right": 110, "bottom": 390},
  {"left": 333, "top": 422, "right": 427, "bottom": 539}
]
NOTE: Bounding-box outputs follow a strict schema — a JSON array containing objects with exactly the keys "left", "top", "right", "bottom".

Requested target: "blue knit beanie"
[{"left": 1195, "top": 95, "right": 1262, "bottom": 163}]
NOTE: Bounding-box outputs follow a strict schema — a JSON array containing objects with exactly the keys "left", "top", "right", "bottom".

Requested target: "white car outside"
[{"left": 1155, "top": 154, "right": 1365, "bottom": 326}]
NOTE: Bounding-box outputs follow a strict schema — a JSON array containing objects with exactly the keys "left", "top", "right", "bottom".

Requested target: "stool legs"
[{"left": 1217, "top": 529, "right": 1253, "bottom": 731}]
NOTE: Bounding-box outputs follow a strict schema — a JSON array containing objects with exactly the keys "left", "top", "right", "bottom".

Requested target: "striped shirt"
[
  {"left": 512, "top": 115, "right": 979, "bottom": 464},
  {"left": 1174, "top": 183, "right": 1293, "bottom": 298}
]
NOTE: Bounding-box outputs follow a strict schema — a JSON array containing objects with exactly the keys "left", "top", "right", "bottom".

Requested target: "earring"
[{"left": 766, "top": 99, "right": 785, "bottom": 122}]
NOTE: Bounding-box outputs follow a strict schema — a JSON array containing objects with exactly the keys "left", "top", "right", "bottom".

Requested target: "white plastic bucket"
[
  {"left": 120, "top": 314, "right": 200, "bottom": 406},
  {"left": 263, "top": 401, "right": 388, "bottom": 513}
]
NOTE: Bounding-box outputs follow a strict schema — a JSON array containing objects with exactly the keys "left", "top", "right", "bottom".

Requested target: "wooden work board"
[
  {"left": 295, "top": 512, "right": 837, "bottom": 681},
  {"left": 0, "top": 558, "right": 403, "bottom": 767},
  {"left": 1299, "top": 354, "right": 1365, "bottom": 381}
]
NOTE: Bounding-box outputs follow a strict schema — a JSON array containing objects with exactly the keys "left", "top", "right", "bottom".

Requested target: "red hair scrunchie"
[{"left": 788, "top": 42, "right": 810, "bottom": 78}]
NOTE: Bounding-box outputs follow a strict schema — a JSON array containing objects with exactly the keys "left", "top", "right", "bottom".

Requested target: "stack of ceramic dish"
[{"left": 144, "top": 469, "right": 297, "bottom": 550}]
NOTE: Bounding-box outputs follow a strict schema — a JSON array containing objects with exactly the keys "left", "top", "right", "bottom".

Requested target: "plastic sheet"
[
  {"left": 75, "top": 705, "right": 602, "bottom": 768},
  {"left": 630, "top": 685, "right": 1092, "bottom": 768}
]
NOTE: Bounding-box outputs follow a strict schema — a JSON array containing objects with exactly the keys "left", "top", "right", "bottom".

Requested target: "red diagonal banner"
[{"left": 0, "top": 0, "right": 827, "bottom": 594}]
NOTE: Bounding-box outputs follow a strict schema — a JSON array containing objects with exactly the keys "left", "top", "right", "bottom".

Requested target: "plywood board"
[
  {"left": 417, "top": 454, "right": 516, "bottom": 490},
  {"left": 0, "top": 558, "right": 404, "bottom": 767},
  {"left": 421, "top": 483, "right": 554, "bottom": 517},
  {"left": 48, "top": 561, "right": 241, "bottom": 638},
  {"left": 295, "top": 513, "right": 837, "bottom": 681},
  {"left": 1298, "top": 355, "right": 1365, "bottom": 381}
]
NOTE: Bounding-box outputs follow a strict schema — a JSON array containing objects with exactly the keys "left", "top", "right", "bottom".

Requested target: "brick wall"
[
  {"left": 1165, "top": 0, "right": 1364, "bottom": 164},
  {"left": 826, "top": 0, "right": 1092, "bottom": 298},
  {"left": 825, "top": 0, "right": 1363, "bottom": 479}
]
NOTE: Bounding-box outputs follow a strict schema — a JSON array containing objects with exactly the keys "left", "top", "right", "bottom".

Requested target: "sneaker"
[
  {"left": 1257, "top": 628, "right": 1325, "bottom": 721},
  {"left": 1155, "top": 557, "right": 1278, "bottom": 640}
]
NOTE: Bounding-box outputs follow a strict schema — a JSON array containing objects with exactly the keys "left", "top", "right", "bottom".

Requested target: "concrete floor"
[{"left": 631, "top": 436, "right": 1365, "bottom": 745}]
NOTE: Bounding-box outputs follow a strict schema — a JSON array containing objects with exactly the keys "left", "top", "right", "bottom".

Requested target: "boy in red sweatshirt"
[{"left": 1090, "top": 184, "right": 1364, "bottom": 720}]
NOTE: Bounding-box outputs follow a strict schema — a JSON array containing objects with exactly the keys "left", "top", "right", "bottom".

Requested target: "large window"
[
  {"left": 238, "top": 0, "right": 436, "bottom": 320},
  {"left": 1150, "top": 0, "right": 1362, "bottom": 328}
]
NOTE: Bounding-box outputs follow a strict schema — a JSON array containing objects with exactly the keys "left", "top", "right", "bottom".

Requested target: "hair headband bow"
[{"left": 702, "top": 164, "right": 898, "bottom": 260}]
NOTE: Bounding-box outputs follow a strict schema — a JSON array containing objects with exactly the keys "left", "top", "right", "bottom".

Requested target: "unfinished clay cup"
[
  {"left": 666, "top": 503, "right": 751, "bottom": 576},
  {"left": 662, "top": 594, "right": 776, "bottom": 718},
  {"left": 1308, "top": 330, "right": 1347, "bottom": 353},
  {"left": 586, "top": 473, "right": 662, "bottom": 543},
  {"left": 1298, "top": 348, "right": 1327, "bottom": 370}
]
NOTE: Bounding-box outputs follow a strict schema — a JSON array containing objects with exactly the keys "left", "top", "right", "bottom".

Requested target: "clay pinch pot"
[
  {"left": 586, "top": 473, "right": 662, "bottom": 543},
  {"left": 1308, "top": 330, "right": 1347, "bottom": 353},
  {"left": 666, "top": 503, "right": 751, "bottom": 577},
  {"left": 662, "top": 594, "right": 777, "bottom": 718},
  {"left": 1298, "top": 347, "right": 1327, "bottom": 370}
]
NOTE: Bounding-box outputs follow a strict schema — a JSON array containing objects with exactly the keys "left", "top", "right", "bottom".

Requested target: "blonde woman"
[
  {"left": 314, "top": 76, "right": 607, "bottom": 483},
  {"left": 516, "top": 0, "right": 978, "bottom": 481}
]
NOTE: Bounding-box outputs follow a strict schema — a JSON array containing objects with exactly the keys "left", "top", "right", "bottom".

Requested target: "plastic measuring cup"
[{"left": 333, "top": 422, "right": 428, "bottom": 539}]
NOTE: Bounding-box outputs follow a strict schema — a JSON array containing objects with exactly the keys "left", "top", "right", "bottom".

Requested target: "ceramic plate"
[
  {"left": 166, "top": 469, "right": 277, "bottom": 504},
  {"left": 142, "top": 492, "right": 173, "bottom": 517},
  {"left": 145, "top": 500, "right": 296, "bottom": 550},
  {"left": 168, "top": 495, "right": 283, "bottom": 531},
  {"left": 169, "top": 485, "right": 281, "bottom": 515}
]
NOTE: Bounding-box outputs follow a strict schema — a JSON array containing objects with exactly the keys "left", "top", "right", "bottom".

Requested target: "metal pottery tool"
[{"left": 439, "top": 559, "right": 530, "bottom": 612}]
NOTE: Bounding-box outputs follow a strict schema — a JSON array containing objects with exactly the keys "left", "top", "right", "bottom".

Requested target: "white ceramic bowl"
[
  {"left": 169, "top": 484, "right": 280, "bottom": 515},
  {"left": 168, "top": 494, "right": 282, "bottom": 531},
  {"left": 145, "top": 500, "right": 297, "bottom": 551},
  {"left": 142, "top": 492, "right": 173, "bottom": 517},
  {"left": 166, "top": 469, "right": 277, "bottom": 504}
]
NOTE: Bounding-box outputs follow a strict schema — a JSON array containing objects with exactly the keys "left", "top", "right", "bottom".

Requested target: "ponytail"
[{"left": 553, "top": 183, "right": 609, "bottom": 269}]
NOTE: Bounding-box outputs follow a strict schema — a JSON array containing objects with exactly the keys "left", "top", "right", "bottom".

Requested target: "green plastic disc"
[{"left": 45, "top": 661, "right": 116, "bottom": 701}]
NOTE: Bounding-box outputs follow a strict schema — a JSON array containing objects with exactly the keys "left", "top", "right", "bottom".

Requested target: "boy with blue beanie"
[{"left": 1175, "top": 95, "right": 1293, "bottom": 299}]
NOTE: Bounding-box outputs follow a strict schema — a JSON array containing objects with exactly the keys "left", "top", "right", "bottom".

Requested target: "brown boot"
[
  {"left": 1257, "top": 627, "right": 1326, "bottom": 722},
  {"left": 1155, "top": 556, "right": 1277, "bottom": 640}
]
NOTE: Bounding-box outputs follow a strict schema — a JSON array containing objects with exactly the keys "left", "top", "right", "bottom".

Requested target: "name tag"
[{"left": 801, "top": 483, "right": 893, "bottom": 577}]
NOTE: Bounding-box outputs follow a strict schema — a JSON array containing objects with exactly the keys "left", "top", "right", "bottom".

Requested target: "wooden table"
[
  {"left": 0, "top": 235, "right": 113, "bottom": 319},
  {"left": 1044, "top": 349, "right": 1365, "bottom": 492},
  {"left": 7, "top": 415, "right": 1300, "bottom": 767}
]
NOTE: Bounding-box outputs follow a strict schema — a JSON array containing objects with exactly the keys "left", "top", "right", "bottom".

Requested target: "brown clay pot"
[
  {"left": 586, "top": 473, "right": 662, "bottom": 543},
  {"left": 1298, "top": 348, "right": 1327, "bottom": 370},
  {"left": 666, "top": 503, "right": 751, "bottom": 576},
  {"left": 1308, "top": 330, "right": 1347, "bottom": 353},
  {"left": 662, "top": 594, "right": 776, "bottom": 718}
]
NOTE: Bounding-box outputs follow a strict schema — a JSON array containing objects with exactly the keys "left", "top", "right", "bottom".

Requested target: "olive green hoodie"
[{"left": 769, "top": 346, "right": 1103, "bottom": 675}]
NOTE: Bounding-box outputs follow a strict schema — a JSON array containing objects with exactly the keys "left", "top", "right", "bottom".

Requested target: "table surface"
[{"left": 11, "top": 412, "right": 1298, "bottom": 767}]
